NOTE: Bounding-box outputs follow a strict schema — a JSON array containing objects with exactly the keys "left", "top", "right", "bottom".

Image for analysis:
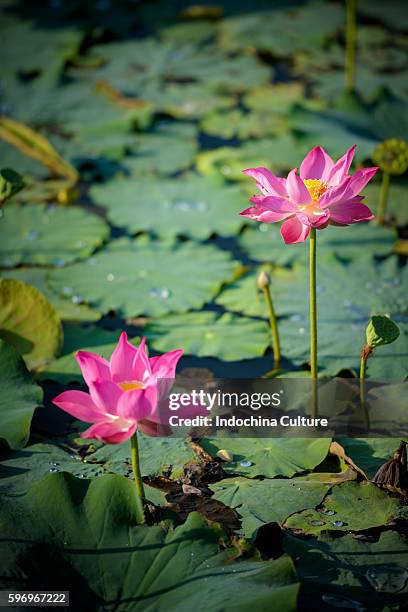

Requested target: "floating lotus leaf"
[
  {"left": 318, "top": 67, "right": 408, "bottom": 103},
  {"left": 147, "top": 82, "right": 235, "bottom": 118},
  {"left": 284, "top": 480, "right": 408, "bottom": 535},
  {"left": 0, "top": 10, "right": 82, "bottom": 94},
  {"left": 160, "top": 21, "right": 217, "bottom": 45},
  {"left": 122, "top": 121, "right": 197, "bottom": 175},
  {"left": 145, "top": 311, "right": 270, "bottom": 361},
  {"left": 0, "top": 268, "right": 101, "bottom": 323},
  {"left": 0, "top": 443, "right": 104, "bottom": 495},
  {"left": 218, "top": 2, "right": 343, "bottom": 55},
  {"left": 61, "top": 325, "right": 122, "bottom": 356},
  {"left": 0, "top": 203, "right": 109, "bottom": 267},
  {"left": 284, "top": 530, "right": 408, "bottom": 610},
  {"left": 201, "top": 109, "right": 288, "bottom": 140},
  {"left": 201, "top": 437, "right": 332, "bottom": 478},
  {"left": 87, "top": 433, "right": 198, "bottom": 479},
  {"left": 90, "top": 175, "right": 245, "bottom": 239},
  {"left": 211, "top": 476, "right": 329, "bottom": 539},
  {"left": 0, "top": 279, "right": 63, "bottom": 369},
  {"left": 47, "top": 237, "right": 237, "bottom": 318},
  {"left": 0, "top": 475, "right": 299, "bottom": 610},
  {"left": 279, "top": 317, "right": 408, "bottom": 379},
  {"left": 338, "top": 438, "right": 403, "bottom": 478},
  {"left": 243, "top": 83, "right": 305, "bottom": 113},
  {"left": 0, "top": 339, "right": 42, "bottom": 450},
  {"left": 88, "top": 38, "right": 271, "bottom": 93},
  {"left": 289, "top": 104, "right": 380, "bottom": 161},
  {"left": 196, "top": 135, "right": 306, "bottom": 181}
]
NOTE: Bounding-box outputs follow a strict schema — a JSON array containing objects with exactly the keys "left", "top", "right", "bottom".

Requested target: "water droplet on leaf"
[
  {"left": 310, "top": 519, "right": 325, "bottom": 526},
  {"left": 149, "top": 287, "right": 171, "bottom": 299},
  {"left": 319, "top": 508, "right": 335, "bottom": 516},
  {"left": 25, "top": 230, "right": 39, "bottom": 241},
  {"left": 239, "top": 460, "right": 253, "bottom": 467}
]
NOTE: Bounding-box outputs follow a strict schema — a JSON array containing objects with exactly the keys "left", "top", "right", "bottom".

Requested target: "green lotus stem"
[
  {"left": 130, "top": 431, "right": 145, "bottom": 523},
  {"left": 359, "top": 349, "right": 369, "bottom": 430},
  {"left": 376, "top": 170, "right": 390, "bottom": 225},
  {"left": 309, "top": 228, "right": 318, "bottom": 417},
  {"left": 309, "top": 228, "right": 318, "bottom": 379},
  {"left": 345, "top": 0, "right": 357, "bottom": 92},
  {"left": 259, "top": 272, "right": 281, "bottom": 369}
]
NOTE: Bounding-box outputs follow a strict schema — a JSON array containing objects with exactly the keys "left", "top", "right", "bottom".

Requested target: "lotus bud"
[
  {"left": 372, "top": 139, "right": 408, "bottom": 175},
  {"left": 257, "top": 270, "right": 270, "bottom": 290}
]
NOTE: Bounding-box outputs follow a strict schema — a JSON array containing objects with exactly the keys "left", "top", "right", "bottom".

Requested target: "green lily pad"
[
  {"left": 200, "top": 438, "right": 332, "bottom": 478},
  {"left": 61, "top": 325, "right": 123, "bottom": 356},
  {"left": 289, "top": 104, "right": 381, "bottom": 161},
  {"left": 200, "top": 109, "right": 289, "bottom": 140},
  {"left": 47, "top": 237, "right": 237, "bottom": 318},
  {"left": 145, "top": 311, "right": 269, "bottom": 361},
  {"left": 284, "top": 530, "right": 408, "bottom": 610},
  {"left": 211, "top": 475, "right": 329, "bottom": 539},
  {"left": 0, "top": 339, "right": 42, "bottom": 450},
  {"left": 87, "top": 433, "right": 198, "bottom": 479},
  {"left": 312, "top": 67, "right": 408, "bottom": 105},
  {"left": 0, "top": 268, "right": 101, "bottom": 323},
  {"left": 0, "top": 279, "right": 63, "bottom": 369},
  {"left": 284, "top": 481, "right": 408, "bottom": 535},
  {"left": 279, "top": 317, "right": 408, "bottom": 379},
  {"left": 243, "top": 83, "right": 305, "bottom": 113},
  {"left": 0, "top": 442, "right": 164, "bottom": 505},
  {"left": 238, "top": 223, "right": 396, "bottom": 265},
  {"left": 89, "top": 38, "right": 271, "bottom": 94},
  {"left": 337, "top": 438, "right": 402, "bottom": 478},
  {"left": 218, "top": 3, "right": 344, "bottom": 55},
  {"left": 90, "top": 175, "right": 245, "bottom": 239},
  {"left": 123, "top": 122, "right": 198, "bottom": 176},
  {"left": 0, "top": 474, "right": 299, "bottom": 610},
  {"left": 0, "top": 443, "right": 104, "bottom": 495},
  {"left": 140, "top": 82, "right": 235, "bottom": 119},
  {"left": 0, "top": 203, "right": 109, "bottom": 267},
  {"left": 0, "top": 11, "right": 82, "bottom": 94},
  {"left": 160, "top": 21, "right": 217, "bottom": 45},
  {"left": 196, "top": 135, "right": 306, "bottom": 181}
]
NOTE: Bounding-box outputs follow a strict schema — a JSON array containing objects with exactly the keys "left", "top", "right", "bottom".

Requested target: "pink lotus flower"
[
  {"left": 53, "top": 333, "right": 183, "bottom": 444},
  {"left": 240, "top": 145, "right": 378, "bottom": 244}
]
